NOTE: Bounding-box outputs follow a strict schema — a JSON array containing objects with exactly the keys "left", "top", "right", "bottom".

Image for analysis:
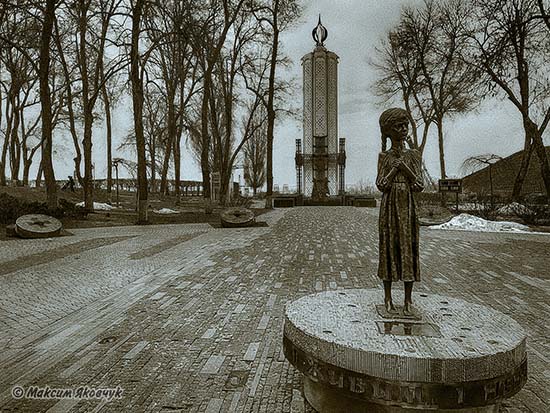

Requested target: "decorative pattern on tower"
[{"left": 296, "top": 16, "right": 346, "bottom": 199}]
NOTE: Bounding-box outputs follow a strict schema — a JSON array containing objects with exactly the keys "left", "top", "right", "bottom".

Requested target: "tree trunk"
[
  {"left": 160, "top": 89, "right": 176, "bottom": 195},
  {"left": 436, "top": 117, "right": 447, "bottom": 207},
  {"left": 36, "top": 160, "right": 43, "bottom": 188},
  {"left": 265, "top": 0, "right": 280, "bottom": 209},
  {"left": 0, "top": 84, "right": 3, "bottom": 186},
  {"left": 78, "top": 6, "right": 94, "bottom": 211},
  {"left": 1, "top": 88, "right": 14, "bottom": 186},
  {"left": 53, "top": 19, "right": 84, "bottom": 187},
  {"left": 530, "top": 123, "right": 550, "bottom": 201},
  {"left": 0, "top": 153, "right": 7, "bottom": 186},
  {"left": 82, "top": 116, "right": 94, "bottom": 210},
  {"left": 102, "top": 82, "right": 113, "bottom": 196},
  {"left": 39, "top": 0, "right": 57, "bottom": 209},
  {"left": 403, "top": 94, "right": 418, "bottom": 148},
  {"left": 489, "top": 163, "right": 494, "bottom": 208},
  {"left": 23, "top": 160, "right": 31, "bottom": 186},
  {"left": 150, "top": 139, "right": 156, "bottom": 193},
  {"left": 419, "top": 124, "right": 430, "bottom": 155},
  {"left": 174, "top": 134, "right": 181, "bottom": 199},
  {"left": 200, "top": 74, "right": 212, "bottom": 209},
  {"left": 9, "top": 97, "right": 21, "bottom": 184},
  {"left": 436, "top": 118, "right": 446, "bottom": 179},
  {"left": 131, "top": 0, "right": 148, "bottom": 224},
  {"left": 159, "top": 144, "right": 171, "bottom": 195},
  {"left": 511, "top": 125, "right": 533, "bottom": 202},
  {"left": 219, "top": 167, "right": 230, "bottom": 206}
]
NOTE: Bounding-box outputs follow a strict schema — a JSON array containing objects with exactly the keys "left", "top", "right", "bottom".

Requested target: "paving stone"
[
  {"left": 201, "top": 355, "right": 226, "bottom": 374},
  {"left": 201, "top": 329, "right": 216, "bottom": 339},
  {"left": 204, "top": 398, "right": 223, "bottom": 413},
  {"left": 243, "top": 342, "right": 260, "bottom": 362},
  {"left": 150, "top": 292, "right": 166, "bottom": 301},
  {"left": 123, "top": 341, "right": 149, "bottom": 360},
  {"left": 257, "top": 315, "right": 270, "bottom": 330}
]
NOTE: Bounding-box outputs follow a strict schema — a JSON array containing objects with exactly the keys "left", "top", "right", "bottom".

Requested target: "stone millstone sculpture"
[
  {"left": 220, "top": 207, "right": 255, "bottom": 228},
  {"left": 376, "top": 108, "right": 424, "bottom": 317},
  {"left": 15, "top": 214, "right": 63, "bottom": 238}
]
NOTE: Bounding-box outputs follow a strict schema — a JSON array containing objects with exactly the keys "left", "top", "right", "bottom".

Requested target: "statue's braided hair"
[{"left": 379, "top": 108, "right": 409, "bottom": 151}]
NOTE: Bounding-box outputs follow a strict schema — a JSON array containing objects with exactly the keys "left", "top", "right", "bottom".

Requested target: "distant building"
[{"left": 462, "top": 146, "right": 550, "bottom": 197}]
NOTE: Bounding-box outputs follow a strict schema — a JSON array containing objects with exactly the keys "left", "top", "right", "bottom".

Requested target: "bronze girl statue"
[{"left": 376, "top": 108, "right": 424, "bottom": 316}]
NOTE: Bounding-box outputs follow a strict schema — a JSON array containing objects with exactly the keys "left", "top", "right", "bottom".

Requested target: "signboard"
[{"left": 438, "top": 179, "right": 462, "bottom": 193}]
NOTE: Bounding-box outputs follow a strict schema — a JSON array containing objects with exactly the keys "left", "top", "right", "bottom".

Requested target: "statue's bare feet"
[
  {"left": 403, "top": 301, "right": 413, "bottom": 316},
  {"left": 385, "top": 299, "right": 397, "bottom": 314}
]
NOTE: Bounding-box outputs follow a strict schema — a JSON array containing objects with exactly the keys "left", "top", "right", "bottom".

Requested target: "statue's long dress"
[{"left": 376, "top": 148, "right": 424, "bottom": 282}]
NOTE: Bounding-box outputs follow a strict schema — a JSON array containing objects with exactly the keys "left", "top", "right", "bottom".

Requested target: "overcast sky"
[{"left": 50, "top": 0, "right": 544, "bottom": 189}]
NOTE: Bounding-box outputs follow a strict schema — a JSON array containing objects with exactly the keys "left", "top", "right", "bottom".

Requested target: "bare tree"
[
  {"left": 143, "top": 0, "right": 200, "bottom": 197},
  {"left": 52, "top": 14, "right": 84, "bottom": 186},
  {"left": 116, "top": 85, "right": 165, "bottom": 193},
  {"left": 142, "top": 85, "right": 166, "bottom": 192},
  {"left": 207, "top": 8, "right": 270, "bottom": 205},
  {"left": 188, "top": 0, "right": 247, "bottom": 211},
  {"left": 243, "top": 105, "right": 267, "bottom": 195},
  {"left": 372, "top": 27, "right": 433, "bottom": 155},
  {"left": 400, "top": 0, "right": 479, "bottom": 180},
  {"left": 467, "top": 0, "right": 550, "bottom": 201},
  {"left": 39, "top": 0, "right": 58, "bottom": 208},
  {"left": 100, "top": 57, "right": 125, "bottom": 198},
  {"left": 57, "top": 0, "right": 125, "bottom": 211},
  {"left": 0, "top": 5, "right": 41, "bottom": 186},
  {"left": 130, "top": 0, "right": 149, "bottom": 223},
  {"left": 18, "top": 84, "right": 42, "bottom": 186},
  {"left": 250, "top": 0, "right": 301, "bottom": 208}
]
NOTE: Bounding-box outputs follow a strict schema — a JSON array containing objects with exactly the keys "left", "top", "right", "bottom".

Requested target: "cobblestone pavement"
[{"left": 1, "top": 207, "right": 548, "bottom": 412}]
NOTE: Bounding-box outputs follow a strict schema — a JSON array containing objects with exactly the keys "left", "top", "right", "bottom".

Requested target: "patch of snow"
[
  {"left": 153, "top": 208, "right": 179, "bottom": 214},
  {"left": 428, "top": 213, "right": 529, "bottom": 233},
  {"left": 76, "top": 201, "right": 114, "bottom": 211},
  {"left": 497, "top": 202, "right": 532, "bottom": 216}
]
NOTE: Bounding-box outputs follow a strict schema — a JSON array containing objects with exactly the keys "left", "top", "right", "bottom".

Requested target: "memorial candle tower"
[{"left": 296, "top": 16, "right": 346, "bottom": 199}]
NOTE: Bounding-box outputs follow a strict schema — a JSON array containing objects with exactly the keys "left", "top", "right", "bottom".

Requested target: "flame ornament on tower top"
[{"left": 312, "top": 15, "right": 328, "bottom": 47}]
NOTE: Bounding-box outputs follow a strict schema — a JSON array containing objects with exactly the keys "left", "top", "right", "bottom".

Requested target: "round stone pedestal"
[
  {"left": 283, "top": 289, "right": 527, "bottom": 412},
  {"left": 15, "top": 214, "right": 62, "bottom": 238},
  {"left": 220, "top": 207, "right": 255, "bottom": 228}
]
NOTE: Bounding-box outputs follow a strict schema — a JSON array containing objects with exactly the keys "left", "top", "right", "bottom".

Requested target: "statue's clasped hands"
[
  {"left": 390, "top": 157, "right": 416, "bottom": 183},
  {"left": 391, "top": 158, "right": 403, "bottom": 170}
]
